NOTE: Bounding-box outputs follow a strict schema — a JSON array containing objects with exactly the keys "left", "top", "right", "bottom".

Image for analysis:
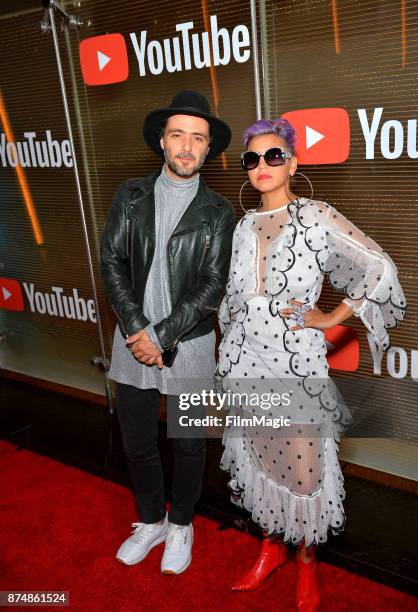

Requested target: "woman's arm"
[
  {"left": 281, "top": 300, "right": 354, "bottom": 331},
  {"left": 289, "top": 201, "right": 407, "bottom": 350}
]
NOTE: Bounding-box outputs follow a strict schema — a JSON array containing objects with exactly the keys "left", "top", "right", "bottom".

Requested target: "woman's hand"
[{"left": 279, "top": 299, "right": 353, "bottom": 331}]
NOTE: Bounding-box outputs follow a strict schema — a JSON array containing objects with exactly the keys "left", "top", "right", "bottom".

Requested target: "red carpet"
[{"left": 0, "top": 440, "right": 416, "bottom": 611}]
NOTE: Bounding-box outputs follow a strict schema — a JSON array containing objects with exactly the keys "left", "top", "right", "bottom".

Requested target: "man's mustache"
[{"left": 176, "top": 152, "right": 196, "bottom": 161}]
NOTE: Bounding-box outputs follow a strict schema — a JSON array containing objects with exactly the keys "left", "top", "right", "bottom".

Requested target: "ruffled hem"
[{"left": 220, "top": 433, "right": 346, "bottom": 548}]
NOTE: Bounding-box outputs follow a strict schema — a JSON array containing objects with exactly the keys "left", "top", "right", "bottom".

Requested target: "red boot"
[
  {"left": 296, "top": 552, "right": 320, "bottom": 611},
  {"left": 232, "top": 537, "right": 287, "bottom": 591}
]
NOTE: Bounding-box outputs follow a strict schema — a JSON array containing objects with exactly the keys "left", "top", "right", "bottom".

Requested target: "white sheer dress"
[{"left": 216, "top": 197, "right": 406, "bottom": 547}]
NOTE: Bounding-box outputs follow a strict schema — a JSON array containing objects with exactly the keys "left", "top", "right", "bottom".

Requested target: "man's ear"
[{"left": 160, "top": 137, "right": 164, "bottom": 151}]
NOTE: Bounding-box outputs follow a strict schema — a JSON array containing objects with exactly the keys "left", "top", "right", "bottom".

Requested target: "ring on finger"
[{"left": 291, "top": 304, "right": 311, "bottom": 329}]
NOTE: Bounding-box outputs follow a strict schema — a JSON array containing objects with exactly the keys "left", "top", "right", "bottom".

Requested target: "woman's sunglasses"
[{"left": 241, "top": 147, "right": 293, "bottom": 171}]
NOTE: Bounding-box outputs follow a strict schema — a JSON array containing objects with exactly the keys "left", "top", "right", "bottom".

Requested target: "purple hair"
[{"left": 243, "top": 118, "right": 296, "bottom": 153}]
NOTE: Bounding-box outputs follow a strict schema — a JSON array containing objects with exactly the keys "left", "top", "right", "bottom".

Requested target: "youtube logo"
[
  {"left": 324, "top": 325, "right": 359, "bottom": 372},
  {"left": 282, "top": 108, "right": 350, "bottom": 164},
  {"left": 79, "top": 33, "right": 129, "bottom": 86},
  {"left": 79, "top": 17, "right": 251, "bottom": 85},
  {"left": 0, "top": 278, "right": 24, "bottom": 311}
]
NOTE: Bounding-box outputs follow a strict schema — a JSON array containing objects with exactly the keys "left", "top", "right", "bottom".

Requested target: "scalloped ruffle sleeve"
[{"left": 300, "top": 201, "right": 407, "bottom": 350}]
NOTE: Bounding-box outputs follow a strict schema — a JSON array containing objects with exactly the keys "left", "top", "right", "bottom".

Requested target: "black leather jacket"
[{"left": 100, "top": 170, "right": 236, "bottom": 351}]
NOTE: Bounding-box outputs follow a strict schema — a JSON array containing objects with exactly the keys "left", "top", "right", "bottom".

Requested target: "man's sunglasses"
[{"left": 241, "top": 147, "right": 293, "bottom": 171}]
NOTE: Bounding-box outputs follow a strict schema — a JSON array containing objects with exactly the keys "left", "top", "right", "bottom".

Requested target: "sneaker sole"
[
  {"left": 161, "top": 554, "right": 192, "bottom": 575},
  {"left": 116, "top": 533, "right": 168, "bottom": 566}
]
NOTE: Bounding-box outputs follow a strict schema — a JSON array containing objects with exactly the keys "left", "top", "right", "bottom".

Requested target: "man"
[{"left": 100, "top": 91, "right": 235, "bottom": 575}]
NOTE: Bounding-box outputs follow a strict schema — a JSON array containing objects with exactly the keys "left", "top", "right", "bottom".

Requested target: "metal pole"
[
  {"left": 250, "top": 0, "right": 262, "bottom": 120},
  {"left": 48, "top": 6, "right": 113, "bottom": 414},
  {"left": 63, "top": 25, "right": 102, "bottom": 262},
  {"left": 259, "top": 0, "right": 271, "bottom": 119}
]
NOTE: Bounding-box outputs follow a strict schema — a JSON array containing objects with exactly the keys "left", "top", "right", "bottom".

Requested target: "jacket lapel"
[
  {"left": 170, "top": 176, "right": 213, "bottom": 237},
  {"left": 130, "top": 173, "right": 158, "bottom": 240}
]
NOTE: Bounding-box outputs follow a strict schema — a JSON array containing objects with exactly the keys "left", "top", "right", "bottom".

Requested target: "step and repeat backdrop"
[{"left": 0, "top": 0, "right": 416, "bottom": 478}]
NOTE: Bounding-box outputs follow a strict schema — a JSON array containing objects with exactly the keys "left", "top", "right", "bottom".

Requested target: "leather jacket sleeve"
[
  {"left": 100, "top": 182, "right": 150, "bottom": 337},
  {"left": 153, "top": 202, "right": 236, "bottom": 349}
]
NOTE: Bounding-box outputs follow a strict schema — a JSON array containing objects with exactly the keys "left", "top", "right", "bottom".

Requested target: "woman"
[{"left": 216, "top": 118, "right": 406, "bottom": 610}]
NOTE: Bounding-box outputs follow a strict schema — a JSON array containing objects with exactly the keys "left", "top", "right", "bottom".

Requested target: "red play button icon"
[
  {"left": 79, "top": 33, "right": 129, "bottom": 86},
  {"left": 0, "top": 278, "right": 24, "bottom": 311},
  {"left": 325, "top": 325, "right": 359, "bottom": 372},
  {"left": 281, "top": 108, "right": 350, "bottom": 164}
]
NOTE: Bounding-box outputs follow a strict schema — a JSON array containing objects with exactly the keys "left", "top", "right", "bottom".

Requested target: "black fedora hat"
[{"left": 143, "top": 90, "right": 231, "bottom": 161}]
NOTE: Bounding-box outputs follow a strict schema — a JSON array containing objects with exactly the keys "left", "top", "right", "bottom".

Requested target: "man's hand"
[{"left": 126, "top": 329, "right": 164, "bottom": 369}]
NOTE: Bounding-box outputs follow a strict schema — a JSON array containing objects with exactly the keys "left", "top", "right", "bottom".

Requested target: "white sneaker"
[
  {"left": 160, "top": 523, "right": 194, "bottom": 575},
  {"left": 116, "top": 515, "right": 168, "bottom": 566}
]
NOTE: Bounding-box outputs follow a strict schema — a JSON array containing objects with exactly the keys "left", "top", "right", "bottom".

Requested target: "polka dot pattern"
[{"left": 216, "top": 197, "right": 406, "bottom": 547}]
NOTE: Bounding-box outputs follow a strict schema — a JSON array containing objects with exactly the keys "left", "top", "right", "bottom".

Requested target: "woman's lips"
[{"left": 257, "top": 174, "right": 272, "bottom": 181}]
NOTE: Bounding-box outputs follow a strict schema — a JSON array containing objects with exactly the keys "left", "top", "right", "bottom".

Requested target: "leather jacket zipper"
[
  {"left": 111, "top": 304, "right": 128, "bottom": 339},
  {"left": 205, "top": 293, "right": 225, "bottom": 312},
  {"left": 126, "top": 217, "right": 130, "bottom": 257},
  {"left": 129, "top": 218, "right": 136, "bottom": 280},
  {"left": 170, "top": 223, "right": 206, "bottom": 239},
  {"left": 166, "top": 221, "right": 207, "bottom": 311},
  {"left": 165, "top": 226, "right": 211, "bottom": 350},
  {"left": 165, "top": 317, "right": 200, "bottom": 351},
  {"left": 197, "top": 233, "right": 210, "bottom": 273}
]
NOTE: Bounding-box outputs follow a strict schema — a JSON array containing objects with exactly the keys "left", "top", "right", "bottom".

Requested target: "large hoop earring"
[
  {"left": 239, "top": 180, "right": 261, "bottom": 214},
  {"left": 289, "top": 171, "right": 314, "bottom": 204}
]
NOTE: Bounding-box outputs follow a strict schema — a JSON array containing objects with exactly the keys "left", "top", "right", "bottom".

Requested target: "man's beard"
[{"left": 164, "top": 149, "right": 207, "bottom": 177}]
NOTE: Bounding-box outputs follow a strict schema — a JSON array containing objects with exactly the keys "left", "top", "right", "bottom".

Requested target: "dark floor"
[{"left": 1, "top": 377, "right": 417, "bottom": 598}]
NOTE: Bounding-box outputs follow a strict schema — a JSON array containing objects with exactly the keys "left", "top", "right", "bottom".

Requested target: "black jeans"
[{"left": 115, "top": 382, "right": 206, "bottom": 526}]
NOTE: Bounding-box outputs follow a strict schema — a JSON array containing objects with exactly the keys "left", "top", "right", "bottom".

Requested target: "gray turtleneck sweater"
[{"left": 107, "top": 167, "right": 216, "bottom": 393}]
